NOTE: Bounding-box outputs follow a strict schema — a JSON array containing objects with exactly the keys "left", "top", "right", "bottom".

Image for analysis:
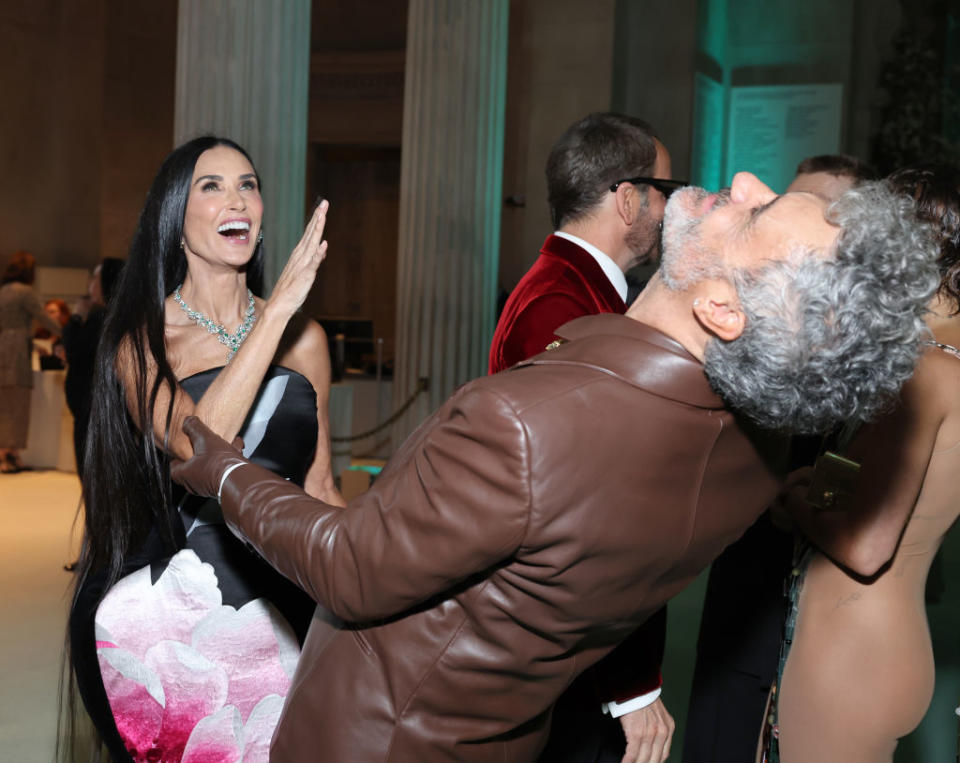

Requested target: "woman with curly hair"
[{"left": 772, "top": 163, "right": 960, "bottom": 762}]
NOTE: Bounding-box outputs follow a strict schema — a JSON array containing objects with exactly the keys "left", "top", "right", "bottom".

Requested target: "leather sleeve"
[
  {"left": 495, "top": 294, "right": 590, "bottom": 372},
  {"left": 220, "top": 385, "right": 532, "bottom": 623},
  {"left": 590, "top": 606, "right": 666, "bottom": 702}
]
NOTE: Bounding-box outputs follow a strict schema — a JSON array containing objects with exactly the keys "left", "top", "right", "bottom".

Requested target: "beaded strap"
[{"left": 925, "top": 339, "right": 960, "bottom": 360}]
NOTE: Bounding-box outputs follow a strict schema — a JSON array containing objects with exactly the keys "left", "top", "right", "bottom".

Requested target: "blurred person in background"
[
  {"left": 35, "top": 297, "right": 71, "bottom": 368},
  {"left": 0, "top": 250, "right": 62, "bottom": 473},
  {"left": 785, "top": 154, "right": 878, "bottom": 199},
  {"left": 62, "top": 257, "right": 125, "bottom": 477},
  {"left": 45, "top": 297, "right": 72, "bottom": 328}
]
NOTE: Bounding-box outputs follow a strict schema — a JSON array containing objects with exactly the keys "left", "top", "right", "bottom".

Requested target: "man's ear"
[
  {"left": 692, "top": 281, "right": 746, "bottom": 341},
  {"left": 614, "top": 183, "right": 645, "bottom": 226}
]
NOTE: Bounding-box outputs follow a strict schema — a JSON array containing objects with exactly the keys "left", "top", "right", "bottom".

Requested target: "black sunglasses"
[{"left": 609, "top": 177, "right": 688, "bottom": 199}]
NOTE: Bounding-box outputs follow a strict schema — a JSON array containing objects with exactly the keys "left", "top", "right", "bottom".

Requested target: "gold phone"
[{"left": 805, "top": 451, "right": 861, "bottom": 511}]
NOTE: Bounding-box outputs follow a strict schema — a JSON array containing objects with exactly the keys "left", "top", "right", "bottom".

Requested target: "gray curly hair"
[{"left": 702, "top": 182, "right": 939, "bottom": 433}]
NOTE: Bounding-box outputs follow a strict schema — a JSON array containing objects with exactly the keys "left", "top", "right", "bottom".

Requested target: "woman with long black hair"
[{"left": 66, "top": 136, "right": 344, "bottom": 762}]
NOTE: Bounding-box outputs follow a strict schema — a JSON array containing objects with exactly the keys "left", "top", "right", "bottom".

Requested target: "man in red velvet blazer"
[
  {"left": 489, "top": 232, "right": 629, "bottom": 371},
  {"left": 489, "top": 113, "right": 681, "bottom": 763},
  {"left": 489, "top": 112, "right": 675, "bottom": 376}
]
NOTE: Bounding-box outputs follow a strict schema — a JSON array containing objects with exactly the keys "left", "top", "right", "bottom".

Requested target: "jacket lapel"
[
  {"left": 518, "top": 313, "right": 724, "bottom": 410},
  {"left": 541, "top": 235, "right": 627, "bottom": 313}
]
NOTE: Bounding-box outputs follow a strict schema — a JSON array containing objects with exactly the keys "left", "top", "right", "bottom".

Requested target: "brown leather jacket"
[{"left": 216, "top": 315, "right": 784, "bottom": 761}]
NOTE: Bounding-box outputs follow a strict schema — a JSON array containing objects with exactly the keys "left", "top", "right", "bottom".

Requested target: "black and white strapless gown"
[{"left": 72, "top": 366, "right": 322, "bottom": 763}]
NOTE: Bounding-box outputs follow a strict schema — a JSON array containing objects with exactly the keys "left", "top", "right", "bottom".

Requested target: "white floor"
[
  {"left": 0, "top": 470, "right": 955, "bottom": 762},
  {"left": 0, "top": 470, "right": 82, "bottom": 762}
]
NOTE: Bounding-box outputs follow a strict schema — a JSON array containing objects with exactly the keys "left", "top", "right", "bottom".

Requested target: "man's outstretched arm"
[{"left": 172, "top": 388, "right": 531, "bottom": 622}]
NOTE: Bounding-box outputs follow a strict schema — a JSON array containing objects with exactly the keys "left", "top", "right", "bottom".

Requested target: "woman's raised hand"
[{"left": 266, "top": 199, "right": 330, "bottom": 319}]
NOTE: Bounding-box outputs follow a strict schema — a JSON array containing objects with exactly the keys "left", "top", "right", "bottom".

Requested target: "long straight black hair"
[
  {"left": 61, "top": 135, "right": 266, "bottom": 761},
  {"left": 76, "top": 135, "right": 264, "bottom": 588}
]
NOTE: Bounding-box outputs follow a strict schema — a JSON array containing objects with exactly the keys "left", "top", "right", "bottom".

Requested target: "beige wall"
[
  {"left": 612, "top": 0, "right": 697, "bottom": 182},
  {"left": 0, "top": 0, "right": 909, "bottom": 301},
  {"left": 498, "top": 0, "right": 616, "bottom": 293},
  {"left": 497, "top": 0, "right": 700, "bottom": 293},
  {"left": 1, "top": 2, "right": 105, "bottom": 267},
  {"left": 0, "top": 1, "right": 175, "bottom": 271},
  {"left": 100, "top": 2, "right": 177, "bottom": 263}
]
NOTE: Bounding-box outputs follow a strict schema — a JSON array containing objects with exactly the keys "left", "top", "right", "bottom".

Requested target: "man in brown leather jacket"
[
  {"left": 172, "top": 173, "right": 939, "bottom": 762},
  {"left": 491, "top": 113, "right": 678, "bottom": 763}
]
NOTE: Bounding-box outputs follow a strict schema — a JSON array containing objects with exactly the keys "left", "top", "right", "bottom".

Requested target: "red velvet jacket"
[
  {"left": 489, "top": 234, "right": 627, "bottom": 374},
  {"left": 489, "top": 234, "right": 664, "bottom": 704}
]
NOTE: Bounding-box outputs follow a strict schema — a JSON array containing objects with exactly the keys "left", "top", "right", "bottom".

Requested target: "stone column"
[
  {"left": 498, "top": 0, "right": 616, "bottom": 294},
  {"left": 174, "top": 0, "right": 311, "bottom": 287},
  {"left": 393, "top": 0, "right": 509, "bottom": 442}
]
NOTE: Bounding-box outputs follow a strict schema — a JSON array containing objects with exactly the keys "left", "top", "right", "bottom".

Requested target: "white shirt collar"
[{"left": 553, "top": 231, "right": 628, "bottom": 302}]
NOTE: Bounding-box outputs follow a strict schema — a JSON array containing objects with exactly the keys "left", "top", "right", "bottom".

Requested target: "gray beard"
[{"left": 659, "top": 187, "right": 731, "bottom": 290}]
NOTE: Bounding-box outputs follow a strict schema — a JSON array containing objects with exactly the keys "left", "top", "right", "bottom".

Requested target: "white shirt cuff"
[
  {"left": 218, "top": 462, "right": 248, "bottom": 503},
  {"left": 601, "top": 687, "right": 662, "bottom": 718}
]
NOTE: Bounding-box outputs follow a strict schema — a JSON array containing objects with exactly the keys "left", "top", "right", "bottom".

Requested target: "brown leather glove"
[{"left": 170, "top": 416, "right": 249, "bottom": 498}]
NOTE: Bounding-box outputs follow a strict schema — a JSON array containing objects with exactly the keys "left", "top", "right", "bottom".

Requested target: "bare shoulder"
[
  {"left": 276, "top": 313, "right": 331, "bottom": 386},
  {"left": 113, "top": 330, "right": 161, "bottom": 410},
  {"left": 279, "top": 313, "right": 330, "bottom": 359},
  {"left": 916, "top": 343, "right": 960, "bottom": 395},
  {"left": 115, "top": 332, "right": 136, "bottom": 374},
  {"left": 895, "top": 346, "right": 960, "bottom": 449},
  {"left": 114, "top": 329, "right": 156, "bottom": 369}
]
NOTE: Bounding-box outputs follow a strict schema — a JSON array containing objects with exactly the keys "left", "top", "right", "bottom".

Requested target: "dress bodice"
[
  {"left": 170, "top": 365, "right": 319, "bottom": 612},
  {"left": 73, "top": 365, "right": 322, "bottom": 763},
  {"left": 178, "top": 364, "right": 318, "bottom": 481}
]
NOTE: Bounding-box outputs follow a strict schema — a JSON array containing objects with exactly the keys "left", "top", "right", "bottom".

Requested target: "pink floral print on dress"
[{"left": 95, "top": 550, "right": 298, "bottom": 762}]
